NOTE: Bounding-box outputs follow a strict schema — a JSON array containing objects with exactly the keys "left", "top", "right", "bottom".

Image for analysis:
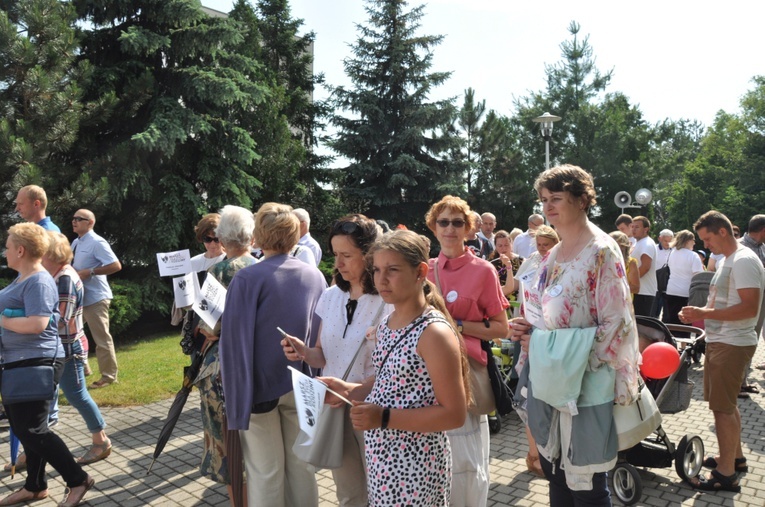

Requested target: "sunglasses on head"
[
  {"left": 333, "top": 221, "right": 361, "bottom": 235},
  {"left": 436, "top": 219, "right": 466, "bottom": 228},
  {"left": 203, "top": 236, "right": 220, "bottom": 244}
]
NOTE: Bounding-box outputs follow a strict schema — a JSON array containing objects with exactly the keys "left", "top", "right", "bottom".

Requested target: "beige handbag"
[{"left": 433, "top": 260, "right": 495, "bottom": 415}]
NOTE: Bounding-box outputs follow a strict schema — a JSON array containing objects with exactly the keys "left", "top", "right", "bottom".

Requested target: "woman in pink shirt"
[{"left": 425, "top": 195, "right": 509, "bottom": 507}]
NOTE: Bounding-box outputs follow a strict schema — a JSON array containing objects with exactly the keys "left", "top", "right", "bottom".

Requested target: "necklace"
[{"left": 557, "top": 224, "right": 589, "bottom": 263}]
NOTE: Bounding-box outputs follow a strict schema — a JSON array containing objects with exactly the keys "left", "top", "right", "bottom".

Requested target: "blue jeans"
[{"left": 58, "top": 340, "right": 106, "bottom": 433}]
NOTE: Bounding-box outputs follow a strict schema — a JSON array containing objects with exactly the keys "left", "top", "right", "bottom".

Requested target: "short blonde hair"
[
  {"left": 44, "top": 231, "right": 73, "bottom": 265},
  {"left": 254, "top": 203, "right": 300, "bottom": 254},
  {"left": 535, "top": 225, "right": 560, "bottom": 244},
  {"left": 8, "top": 223, "right": 50, "bottom": 259},
  {"left": 425, "top": 195, "right": 476, "bottom": 233},
  {"left": 20, "top": 185, "right": 47, "bottom": 209}
]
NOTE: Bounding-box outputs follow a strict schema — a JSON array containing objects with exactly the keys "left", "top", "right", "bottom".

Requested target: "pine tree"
[
  {"left": 328, "top": 0, "right": 458, "bottom": 229},
  {"left": 71, "top": 0, "right": 270, "bottom": 263}
]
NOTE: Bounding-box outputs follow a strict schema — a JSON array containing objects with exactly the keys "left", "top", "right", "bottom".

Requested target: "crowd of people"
[{"left": 3, "top": 167, "right": 764, "bottom": 506}]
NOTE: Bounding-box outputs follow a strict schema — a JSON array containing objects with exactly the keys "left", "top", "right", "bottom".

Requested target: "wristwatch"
[
  {"left": 381, "top": 407, "right": 391, "bottom": 429},
  {"left": 456, "top": 319, "right": 463, "bottom": 334},
  {"left": 90, "top": 267, "right": 96, "bottom": 277}
]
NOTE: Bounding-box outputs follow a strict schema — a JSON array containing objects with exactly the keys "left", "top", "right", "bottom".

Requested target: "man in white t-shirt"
[
  {"left": 631, "top": 216, "right": 657, "bottom": 316},
  {"left": 513, "top": 214, "right": 544, "bottom": 259},
  {"left": 680, "top": 211, "right": 764, "bottom": 491}
]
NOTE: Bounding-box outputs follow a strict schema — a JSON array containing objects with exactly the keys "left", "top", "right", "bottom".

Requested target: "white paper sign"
[
  {"left": 156, "top": 249, "right": 192, "bottom": 277},
  {"left": 173, "top": 273, "right": 196, "bottom": 308},
  {"left": 289, "top": 366, "right": 328, "bottom": 445},
  {"left": 193, "top": 275, "right": 227, "bottom": 329}
]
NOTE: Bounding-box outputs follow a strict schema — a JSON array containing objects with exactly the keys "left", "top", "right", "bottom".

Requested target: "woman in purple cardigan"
[{"left": 219, "top": 203, "right": 327, "bottom": 507}]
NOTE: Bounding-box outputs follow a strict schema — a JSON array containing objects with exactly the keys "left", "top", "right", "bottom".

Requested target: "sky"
[{"left": 203, "top": 0, "right": 765, "bottom": 130}]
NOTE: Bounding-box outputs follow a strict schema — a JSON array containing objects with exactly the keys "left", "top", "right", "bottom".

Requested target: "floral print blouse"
[{"left": 523, "top": 225, "right": 640, "bottom": 405}]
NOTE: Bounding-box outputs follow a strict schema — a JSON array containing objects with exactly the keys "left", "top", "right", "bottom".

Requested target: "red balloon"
[{"left": 641, "top": 342, "right": 680, "bottom": 379}]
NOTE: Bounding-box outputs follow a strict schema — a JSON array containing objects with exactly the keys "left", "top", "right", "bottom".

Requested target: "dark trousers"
[
  {"left": 632, "top": 294, "right": 655, "bottom": 317},
  {"left": 5, "top": 399, "right": 88, "bottom": 492},
  {"left": 663, "top": 294, "right": 690, "bottom": 338},
  {"left": 651, "top": 291, "right": 665, "bottom": 318},
  {"left": 540, "top": 455, "right": 612, "bottom": 507}
]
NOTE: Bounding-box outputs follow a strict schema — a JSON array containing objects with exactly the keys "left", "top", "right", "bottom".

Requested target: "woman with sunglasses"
[
  {"left": 425, "top": 195, "right": 509, "bottom": 507},
  {"left": 194, "top": 206, "right": 257, "bottom": 506},
  {"left": 282, "top": 214, "right": 392, "bottom": 506},
  {"left": 190, "top": 213, "right": 226, "bottom": 279}
]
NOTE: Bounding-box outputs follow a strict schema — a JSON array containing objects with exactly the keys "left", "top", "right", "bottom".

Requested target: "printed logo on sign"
[
  {"left": 178, "top": 280, "right": 186, "bottom": 290},
  {"left": 199, "top": 299, "right": 209, "bottom": 311},
  {"left": 161, "top": 255, "right": 169, "bottom": 263},
  {"left": 305, "top": 408, "right": 316, "bottom": 427}
]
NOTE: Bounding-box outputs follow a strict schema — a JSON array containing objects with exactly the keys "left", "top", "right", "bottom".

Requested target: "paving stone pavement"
[{"left": 2, "top": 341, "right": 765, "bottom": 506}]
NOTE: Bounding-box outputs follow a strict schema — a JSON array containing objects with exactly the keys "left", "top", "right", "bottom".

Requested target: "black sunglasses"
[
  {"left": 203, "top": 236, "right": 220, "bottom": 244},
  {"left": 72, "top": 216, "right": 89, "bottom": 222},
  {"left": 333, "top": 221, "right": 361, "bottom": 235},
  {"left": 436, "top": 219, "right": 466, "bottom": 228}
]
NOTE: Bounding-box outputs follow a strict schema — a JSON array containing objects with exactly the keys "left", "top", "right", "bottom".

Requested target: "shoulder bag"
[
  {"left": 292, "top": 300, "right": 387, "bottom": 469},
  {"left": 656, "top": 250, "right": 672, "bottom": 294},
  {"left": 0, "top": 310, "right": 60, "bottom": 405},
  {"left": 433, "top": 261, "right": 496, "bottom": 415}
]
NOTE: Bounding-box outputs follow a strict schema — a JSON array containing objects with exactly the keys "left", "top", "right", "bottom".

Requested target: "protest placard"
[{"left": 156, "top": 249, "right": 192, "bottom": 277}]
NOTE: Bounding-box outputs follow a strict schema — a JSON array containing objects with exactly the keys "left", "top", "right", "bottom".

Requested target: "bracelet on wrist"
[{"left": 381, "top": 407, "right": 391, "bottom": 429}]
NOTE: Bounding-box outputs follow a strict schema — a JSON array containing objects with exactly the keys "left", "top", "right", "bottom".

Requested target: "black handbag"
[
  {"left": 0, "top": 363, "right": 57, "bottom": 404},
  {"left": 656, "top": 250, "right": 672, "bottom": 294},
  {"left": 481, "top": 339, "right": 514, "bottom": 416}
]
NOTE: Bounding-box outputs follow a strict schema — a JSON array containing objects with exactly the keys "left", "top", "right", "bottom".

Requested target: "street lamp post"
[{"left": 532, "top": 112, "right": 562, "bottom": 171}]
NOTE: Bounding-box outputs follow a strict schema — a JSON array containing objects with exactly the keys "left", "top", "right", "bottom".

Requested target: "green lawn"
[{"left": 61, "top": 331, "right": 189, "bottom": 407}]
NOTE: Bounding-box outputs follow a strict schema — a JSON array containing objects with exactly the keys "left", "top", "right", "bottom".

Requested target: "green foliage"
[
  {"left": 107, "top": 277, "right": 170, "bottom": 337},
  {"left": 329, "top": 0, "right": 459, "bottom": 230}
]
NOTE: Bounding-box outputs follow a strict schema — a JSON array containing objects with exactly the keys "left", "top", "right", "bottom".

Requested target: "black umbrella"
[{"left": 147, "top": 346, "right": 207, "bottom": 474}]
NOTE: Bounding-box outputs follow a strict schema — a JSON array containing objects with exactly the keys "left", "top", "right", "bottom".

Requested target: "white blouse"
[{"left": 315, "top": 286, "right": 392, "bottom": 382}]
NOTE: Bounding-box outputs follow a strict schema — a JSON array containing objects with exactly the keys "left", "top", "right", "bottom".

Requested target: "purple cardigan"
[{"left": 219, "top": 254, "right": 326, "bottom": 430}]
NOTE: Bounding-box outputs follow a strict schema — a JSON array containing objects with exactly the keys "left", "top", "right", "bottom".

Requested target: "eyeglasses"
[
  {"left": 436, "top": 219, "right": 466, "bottom": 229},
  {"left": 72, "top": 216, "right": 89, "bottom": 222},
  {"left": 203, "top": 236, "right": 220, "bottom": 244},
  {"left": 332, "top": 221, "right": 361, "bottom": 235}
]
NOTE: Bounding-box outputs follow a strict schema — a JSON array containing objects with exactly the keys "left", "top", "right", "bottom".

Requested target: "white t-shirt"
[
  {"left": 666, "top": 248, "right": 704, "bottom": 297},
  {"left": 314, "top": 286, "right": 393, "bottom": 382},
  {"left": 190, "top": 253, "right": 226, "bottom": 272},
  {"left": 655, "top": 247, "right": 671, "bottom": 269},
  {"left": 705, "top": 246, "right": 765, "bottom": 346},
  {"left": 633, "top": 236, "right": 658, "bottom": 296},
  {"left": 513, "top": 231, "right": 536, "bottom": 259}
]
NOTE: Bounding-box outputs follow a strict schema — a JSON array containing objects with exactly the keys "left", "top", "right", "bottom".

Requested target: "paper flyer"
[
  {"left": 173, "top": 273, "right": 196, "bottom": 308},
  {"left": 289, "top": 366, "right": 327, "bottom": 445},
  {"left": 156, "top": 249, "right": 192, "bottom": 277},
  {"left": 192, "top": 275, "right": 227, "bottom": 329}
]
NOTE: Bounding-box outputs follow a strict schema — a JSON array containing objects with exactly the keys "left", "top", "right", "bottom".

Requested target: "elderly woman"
[
  {"left": 511, "top": 165, "right": 639, "bottom": 506},
  {"left": 282, "top": 214, "right": 391, "bottom": 507},
  {"left": 220, "top": 203, "right": 327, "bottom": 507},
  {"left": 193, "top": 205, "right": 256, "bottom": 506},
  {"left": 424, "top": 195, "right": 509, "bottom": 507},
  {"left": 0, "top": 224, "right": 94, "bottom": 507},
  {"left": 41, "top": 232, "right": 111, "bottom": 465}
]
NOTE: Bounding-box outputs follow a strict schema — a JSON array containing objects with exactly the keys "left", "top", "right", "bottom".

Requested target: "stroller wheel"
[
  {"left": 488, "top": 413, "right": 502, "bottom": 434},
  {"left": 611, "top": 463, "right": 642, "bottom": 506},
  {"left": 675, "top": 435, "right": 704, "bottom": 481}
]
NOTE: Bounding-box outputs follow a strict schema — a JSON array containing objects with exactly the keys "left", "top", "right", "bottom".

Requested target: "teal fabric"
[{"left": 528, "top": 327, "right": 597, "bottom": 409}]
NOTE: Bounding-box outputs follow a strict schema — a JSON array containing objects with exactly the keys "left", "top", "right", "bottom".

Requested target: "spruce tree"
[
  {"left": 71, "top": 0, "right": 270, "bottom": 263},
  {"left": 328, "top": 0, "right": 457, "bottom": 229}
]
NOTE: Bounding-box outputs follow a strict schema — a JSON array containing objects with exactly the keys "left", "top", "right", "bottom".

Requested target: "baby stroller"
[{"left": 611, "top": 316, "right": 706, "bottom": 506}]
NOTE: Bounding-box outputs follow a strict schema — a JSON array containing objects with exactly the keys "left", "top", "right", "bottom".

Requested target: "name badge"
[
  {"left": 548, "top": 284, "right": 563, "bottom": 298},
  {"left": 446, "top": 290, "right": 458, "bottom": 303}
]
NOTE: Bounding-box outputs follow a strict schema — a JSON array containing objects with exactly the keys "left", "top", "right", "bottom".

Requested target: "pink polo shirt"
[{"left": 428, "top": 248, "right": 509, "bottom": 364}]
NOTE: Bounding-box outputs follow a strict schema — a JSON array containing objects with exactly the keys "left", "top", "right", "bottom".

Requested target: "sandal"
[
  {"left": 77, "top": 439, "right": 112, "bottom": 465},
  {"left": 3, "top": 453, "right": 26, "bottom": 473},
  {"left": 702, "top": 455, "right": 748, "bottom": 473},
  {"left": 740, "top": 384, "right": 759, "bottom": 394},
  {"left": 525, "top": 452, "right": 545, "bottom": 478},
  {"left": 57, "top": 475, "right": 95, "bottom": 507},
  {"left": 0, "top": 487, "right": 48, "bottom": 506},
  {"left": 689, "top": 469, "right": 741, "bottom": 492}
]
